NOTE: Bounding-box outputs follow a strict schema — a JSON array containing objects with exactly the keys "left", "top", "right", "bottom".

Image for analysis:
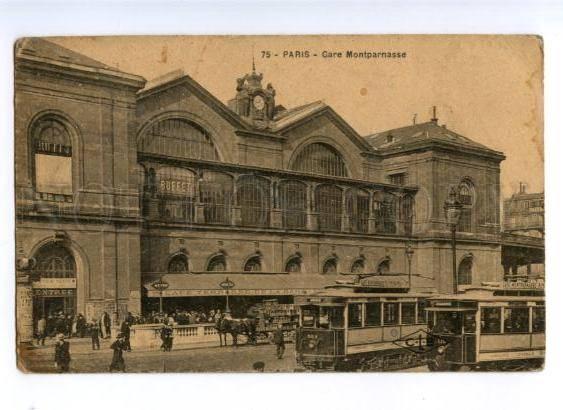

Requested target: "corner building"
[{"left": 15, "top": 39, "right": 506, "bottom": 341}]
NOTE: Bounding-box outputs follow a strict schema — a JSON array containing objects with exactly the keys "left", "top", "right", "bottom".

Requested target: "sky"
[{"left": 51, "top": 35, "right": 544, "bottom": 199}]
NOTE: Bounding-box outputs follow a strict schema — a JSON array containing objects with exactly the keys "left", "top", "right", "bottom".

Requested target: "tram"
[
  {"left": 295, "top": 275, "right": 433, "bottom": 371},
  {"left": 426, "top": 280, "right": 545, "bottom": 371}
]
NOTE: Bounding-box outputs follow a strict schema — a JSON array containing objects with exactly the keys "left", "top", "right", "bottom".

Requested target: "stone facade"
[{"left": 15, "top": 38, "right": 507, "bottom": 341}]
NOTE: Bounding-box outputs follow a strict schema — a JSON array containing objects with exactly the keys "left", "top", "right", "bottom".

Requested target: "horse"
[{"left": 215, "top": 317, "right": 254, "bottom": 347}]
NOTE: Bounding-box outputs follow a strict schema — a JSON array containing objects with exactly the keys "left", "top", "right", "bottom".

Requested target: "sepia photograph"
[{"left": 14, "top": 35, "right": 544, "bottom": 374}]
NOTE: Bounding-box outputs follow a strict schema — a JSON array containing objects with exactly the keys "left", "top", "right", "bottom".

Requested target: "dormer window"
[
  {"left": 388, "top": 172, "right": 407, "bottom": 186},
  {"left": 387, "top": 134, "right": 394, "bottom": 143}
]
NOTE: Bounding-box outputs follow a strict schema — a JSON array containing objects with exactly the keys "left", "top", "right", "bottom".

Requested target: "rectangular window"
[
  {"left": 329, "top": 307, "right": 345, "bottom": 328},
  {"left": 417, "top": 300, "right": 427, "bottom": 324},
  {"left": 383, "top": 302, "right": 399, "bottom": 325},
  {"left": 388, "top": 173, "right": 407, "bottom": 186},
  {"left": 35, "top": 154, "right": 72, "bottom": 195},
  {"left": 532, "top": 307, "right": 545, "bottom": 333},
  {"left": 504, "top": 307, "right": 530, "bottom": 334},
  {"left": 401, "top": 303, "right": 416, "bottom": 325},
  {"left": 365, "top": 303, "right": 381, "bottom": 326},
  {"left": 348, "top": 304, "right": 362, "bottom": 328},
  {"left": 481, "top": 307, "right": 501, "bottom": 334},
  {"left": 463, "top": 312, "right": 477, "bottom": 333}
]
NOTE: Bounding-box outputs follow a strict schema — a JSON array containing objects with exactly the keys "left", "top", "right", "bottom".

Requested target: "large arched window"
[
  {"left": 322, "top": 258, "right": 338, "bottom": 274},
  {"left": 31, "top": 116, "right": 74, "bottom": 201},
  {"left": 285, "top": 256, "right": 302, "bottom": 273},
  {"left": 207, "top": 254, "right": 227, "bottom": 272},
  {"left": 458, "top": 257, "right": 473, "bottom": 285},
  {"left": 200, "top": 171, "right": 233, "bottom": 225},
  {"left": 316, "top": 184, "right": 343, "bottom": 232},
  {"left": 155, "top": 167, "right": 196, "bottom": 222},
  {"left": 33, "top": 242, "right": 76, "bottom": 278},
  {"left": 139, "top": 118, "right": 219, "bottom": 161},
  {"left": 346, "top": 188, "right": 370, "bottom": 233},
  {"left": 168, "top": 254, "right": 189, "bottom": 273},
  {"left": 458, "top": 182, "right": 474, "bottom": 232},
  {"left": 291, "top": 143, "right": 348, "bottom": 177},
  {"left": 279, "top": 180, "right": 307, "bottom": 229},
  {"left": 243, "top": 256, "right": 262, "bottom": 272},
  {"left": 237, "top": 176, "right": 270, "bottom": 227}
]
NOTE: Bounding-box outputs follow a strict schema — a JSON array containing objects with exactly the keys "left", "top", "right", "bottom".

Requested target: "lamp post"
[
  {"left": 151, "top": 276, "right": 170, "bottom": 314},
  {"left": 219, "top": 277, "right": 235, "bottom": 314},
  {"left": 444, "top": 187, "right": 463, "bottom": 294},
  {"left": 405, "top": 243, "right": 414, "bottom": 290}
]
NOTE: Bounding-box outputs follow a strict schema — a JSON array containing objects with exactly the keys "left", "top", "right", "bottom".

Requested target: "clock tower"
[{"left": 228, "top": 62, "right": 276, "bottom": 129}]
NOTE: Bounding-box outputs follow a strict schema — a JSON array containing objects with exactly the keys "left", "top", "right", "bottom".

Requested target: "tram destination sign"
[{"left": 359, "top": 277, "right": 409, "bottom": 289}]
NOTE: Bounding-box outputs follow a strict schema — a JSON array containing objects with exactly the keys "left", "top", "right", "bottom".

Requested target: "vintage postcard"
[{"left": 14, "top": 35, "right": 544, "bottom": 373}]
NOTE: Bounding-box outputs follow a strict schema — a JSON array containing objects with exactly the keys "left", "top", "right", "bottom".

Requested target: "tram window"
[
  {"left": 348, "top": 304, "right": 363, "bottom": 328},
  {"left": 330, "top": 306, "right": 345, "bottom": 328},
  {"left": 434, "top": 312, "right": 462, "bottom": 334},
  {"left": 401, "top": 303, "right": 416, "bottom": 325},
  {"left": 301, "top": 306, "right": 318, "bottom": 328},
  {"left": 532, "top": 307, "right": 545, "bottom": 333},
  {"left": 365, "top": 303, "right": 381, "bottom": 326},
  {"left": 463, "top": 312, "right": 476, "bottom": 333},
  {"left": 383, "top": 303, "right": 399, "bottom": 325},
  {"left": 481, "top": 308, "right": 501, "bottom": 334},
  {"left": 504, "top": 307, "right": 530, "bottom": 334},
  {"left": 417, "top": 300, "right": 427, "bottom": 324}
]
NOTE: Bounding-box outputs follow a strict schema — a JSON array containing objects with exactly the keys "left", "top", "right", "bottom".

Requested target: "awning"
[{"left": 143, "top": 273, "right": 344, "bottom": 298}]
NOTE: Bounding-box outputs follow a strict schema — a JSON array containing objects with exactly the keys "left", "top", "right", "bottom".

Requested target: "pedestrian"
[
  {"left": 90, "top": 319, "right": 101, "bottom": 350},
  {"left": 109, "top": 333, "right": 126, "bottom": 372},
  {"left": 160, "top": 324, "right": 174, "bottom": 352},
  {"left": 100, "top": 311, "right": 111, "bottom": 339},
  {"left": 120, "top": 319, "right": 132, "bottom": 352},
  {"left": 36, "top": 316, "right": 47, "bottom": 346},
  {"left": 54, "top": 333, "right": 71, "bottom": 373},
  {"left": 77, "top": 314, "right": 86, "bottom": 338},
  {"left": 272, "top": 323, "right": 285, "bottom": 359}
]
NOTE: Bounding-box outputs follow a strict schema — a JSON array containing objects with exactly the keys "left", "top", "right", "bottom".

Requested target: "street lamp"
[
  {"left": 151, "top": 276, "right": 170, "bottom": 314},
  {"left": 444, "top": 187, "right": 463, "bottom": 294},
  {"left": 219, "top": 277, "right": 235, "bottom": 314},
  {"left": 405, "top": 243, "right": 414, "bottom": 290}
]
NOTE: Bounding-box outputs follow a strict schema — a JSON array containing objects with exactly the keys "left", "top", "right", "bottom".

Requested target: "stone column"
[
  {"left": 195, "top": 203, "right": 206, "bottom": 224},
  {"left": 16, "top": 273, "right": 34, "bottom": 344},
  {"left": 341, "top": 188, "right": 350, "bottom": 233},
  {"left": 368, "top": 190, "right": 377, "bottom": 234},
  {"left": 306, "top": 183, "right": 319, "bottom": 231}
]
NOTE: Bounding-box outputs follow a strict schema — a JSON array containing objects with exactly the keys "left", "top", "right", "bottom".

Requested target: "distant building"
[{"left": 503, "top": 183, "right": 544, "bottom": 237}]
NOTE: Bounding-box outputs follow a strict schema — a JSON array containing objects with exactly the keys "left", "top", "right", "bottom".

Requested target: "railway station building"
[{"left": 16, "top": 38, "right": 511, "bottom": 341}]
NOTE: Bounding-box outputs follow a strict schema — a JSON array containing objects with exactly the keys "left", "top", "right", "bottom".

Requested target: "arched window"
[
  {"left": 316, "top": 184, "right": 343, "bottom": 232},
  {"left": 458, "top": 182, "right": 474, "bottom": 232},
  {"left": 377, "top": 258, "right": 391, "bottom": 275},
  {"left": 351, "top": 259, "right": 365, "bottom": 274},
  {"left": 139, "top": 118, "right": 219, "bottom": 161},
  {"left": 31, "top": 116, "right": 74, "bottom": 201},
  {"left": 458, "top": 257, "right": 473, "bottom": 285},
  {"left": 279, "top": 180, "right": 307, "bottom": 229},
  {"left": 285, "top": 256, "right": 302, "bottom": 273},
  {"left": 244, "top": 256, "right": 262, "bottom": 272},
  {"left": 237, "top": 176, "right": 270, "bottom": 227},
  {"left": 33, "top": 242, "right": 76, "bottom": 278},
  {"left": 207, "top": 254, "right": 227, "bottom": 272},
  {"left": 168, "top": 254, "right": 189, "bottom": 273},
  {"left": 400, "top": 194, "right": 415, "bottom": 236},
  {"left": 346, "top": 188, "right": 370, "bottom": 233},
  {"left": 322, "top": 258, "right": 338, "bottom": 274},
  {"left": 155, "top": 167, "right": 196, "bottom": 222},
  {"left": 291, "top": 143, "right": 348, "bottom": 177},
  {"left": 200, "top": 171, "right": 233, "bottom": 225}
]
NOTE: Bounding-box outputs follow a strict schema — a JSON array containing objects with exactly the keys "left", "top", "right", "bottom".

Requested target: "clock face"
[{"left": 253, "top": 95, "right": 265, "bottom": 110}]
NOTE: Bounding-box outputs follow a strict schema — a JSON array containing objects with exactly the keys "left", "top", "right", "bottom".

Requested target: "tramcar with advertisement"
[
  {"left": 295, "top": 275, "right": 433, "bottom": 371},
  {"left": 426, "top": 279, "right": 545, "bottom": 371}
]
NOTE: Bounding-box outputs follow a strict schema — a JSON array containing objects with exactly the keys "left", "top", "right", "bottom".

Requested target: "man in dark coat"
[
  {"left": 76, "top": 314, "right": 87, "bottom": 338},
  {"left": 272, "top": 323, "right": 285, "bottom": 359},
  {"left": 90, "top": 319, "right": 101, "bottom": 350},
  {"left": 54, "top": 333, "right": 71, "bottom": 372},
  {"left": 160, "top": 324, "right": 174, "bottom": 352},
  {"left": 109, "top": 333, "right": 126, "bottom": 372},
  {"left": 101, "top": 311, "right": 111, "bottom": 339},
  {"left": 120, "top": 319, "right": 132, "bottom": 352}
]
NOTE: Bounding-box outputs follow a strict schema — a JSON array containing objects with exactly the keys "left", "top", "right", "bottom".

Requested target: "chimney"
[{"left": 430, "top": 106, "right": 438, "bottom": 124}]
